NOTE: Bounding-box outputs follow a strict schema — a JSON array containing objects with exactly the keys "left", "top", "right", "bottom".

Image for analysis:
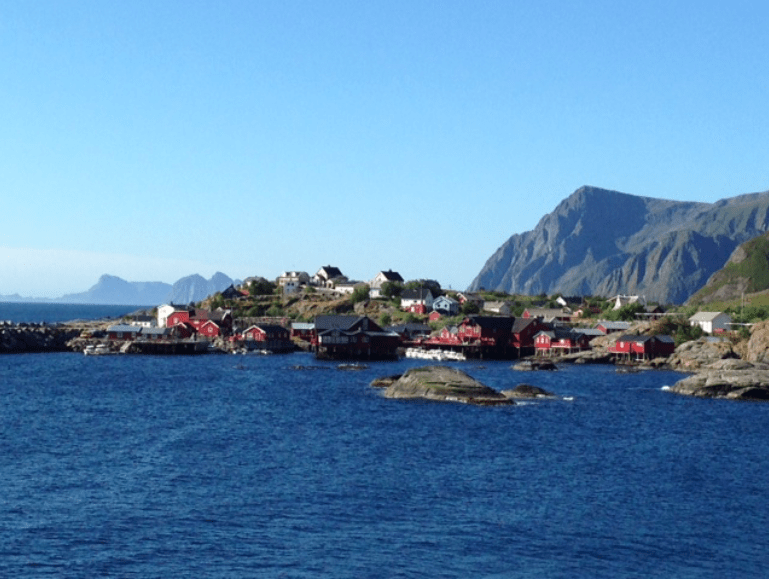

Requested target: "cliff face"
[{"left": 469, "top": 186, "right": 769, "bottom": 304}]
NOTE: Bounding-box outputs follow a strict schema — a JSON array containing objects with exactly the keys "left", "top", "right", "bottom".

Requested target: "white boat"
[
  {"left": 404, "top": 348, "right": 465, "bottom": 361},
  {"left": 83, "top": 344, "right": 114, "bottom": 356}
]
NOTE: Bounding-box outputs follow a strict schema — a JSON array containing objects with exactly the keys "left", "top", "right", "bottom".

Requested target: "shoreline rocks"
[
  {"left": 670, "top": 358, "right": 769, "bottom": 400},
  {"left": 0, "top": 324, "right": 81, "bottom": 354}
]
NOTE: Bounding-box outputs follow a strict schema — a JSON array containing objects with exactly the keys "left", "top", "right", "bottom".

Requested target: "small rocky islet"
[{"left": 373, "top": 365, "right": 557, "bottom": 406}]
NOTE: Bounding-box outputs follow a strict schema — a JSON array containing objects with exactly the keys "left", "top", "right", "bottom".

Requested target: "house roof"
[
  {"left": 433, "top": 295, "right": 458, "bottom": 304},
  {"left": 465, "top": 316, "right": 515, "bottom": 331},
  {"left": 314, "top": 315, "right": 382, "bottom": 333},
  {"left": 689, "top": 311, "right": 727, "bottom": 322},
  {"left": 376, "top": 270, "right": 403, "bottom": 282},
  {"left": 512, "top": 317, "right": 538, "bottom": 333},
  {"left": 401, "top": 288, "right": 433, "bottom": 301},
  {"left": 141, "top": 327, "right": 171, "bottom": 336},
  {"left": 107, "top": 324, "right": 141, "bottom": 333},
  {"left": 291, "top": 322, "right": 315, "bottom": 330},
  {"left": 536, "top": 328, "right": 584, "bottom": 341},
  {"left": 316, "top": 265, "right": 343, "bottom": 279},
  {"left": 597, "top": 321, "right": 631, "bottom": 330},
  {"left": 525, "top": 308, "right": 571, "bottom": 320}
]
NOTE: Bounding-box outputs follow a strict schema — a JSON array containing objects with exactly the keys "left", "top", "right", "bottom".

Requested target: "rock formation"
[{"left": 382, "top": 366, "right": 513, "bottom": 406}]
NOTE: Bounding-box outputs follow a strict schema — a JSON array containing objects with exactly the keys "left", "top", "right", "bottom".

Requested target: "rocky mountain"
[
  {"left": 469, "top": 186, "right": 769, "bottom": 304},
  {"left": 166, "top": 272, "right": 235, "bottom": 304},
  {"left": 687, "top": 231, "right": 769, "bottom": 305},
  {"left": 55, "top": 272, "right": 236, "bottom": 305}
]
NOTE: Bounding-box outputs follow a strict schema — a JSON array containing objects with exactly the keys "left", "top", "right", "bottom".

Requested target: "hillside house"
[
  {"left": 483, "top": 301, "right": 511, "bottom": 316},
  {"left": 221, "top": 284, "right": 248, "bottom": 300},
  {"left": 689, "top": 311, "right": 732, "bottom": 334},
  {"left": 400, "top": 289, "right": 434, "bottom": 314},
  {"left": 595, "top": 321, "right": 631, "bottom": 334},
  {"left": 523, "top": 308, "right": 573, "bottom": 323},
  {"left": 312, "top": 266, "right": 345, "bottom": 288},
  {"left": 432, "top": 295, "right": 459, "bottom": 316},
  {"left": 277, "top": 271, "right": 311, "bottom": 294},
  {"left": 368, "top": 270, "right": 404, "bottom": 298},
  {"left": 609, "top": 295, "right": 646, "bottom": 310}
]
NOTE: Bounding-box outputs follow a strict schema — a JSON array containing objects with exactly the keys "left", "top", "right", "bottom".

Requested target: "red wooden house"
[
  {"left": 290, "top": 322, "right": 315, "bottom": 341},
  {"left": 609, "top": 334, "right": 676, "bottom": 361},
  {"left": 510, "top": 318, "right": 543, "bottom": 357},
  {"left": 106, "top": 324, "right": 142, "bottom": 341},
  {"left": 534, "top": 328, "right": 591, "bottom": 356}
]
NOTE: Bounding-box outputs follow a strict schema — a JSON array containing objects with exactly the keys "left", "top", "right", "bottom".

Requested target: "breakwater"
[{"left": 0, "top": 322, "right": 82, "bottom": 353}]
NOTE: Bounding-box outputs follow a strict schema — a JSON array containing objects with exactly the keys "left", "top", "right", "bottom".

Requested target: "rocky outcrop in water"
[
  {"left": 382, "top": 366, "right": 513, "bottom": 406},
  {"left": 0, "top": 323, "right": 81, "bottom": 353},
  {"left": 670, "top": 359, "right": 769, "bottom": 400},
  {"left": 501, "top": 384, "right": 556, "bottom": 399}
]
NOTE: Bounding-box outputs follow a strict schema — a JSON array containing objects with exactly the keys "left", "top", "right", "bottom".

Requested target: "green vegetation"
[
  {"left": 380, "top": 281, "right": 403, "bottom": 299},
  {"left": 350, "top": 284, "right": 370, "bottom": 304}
]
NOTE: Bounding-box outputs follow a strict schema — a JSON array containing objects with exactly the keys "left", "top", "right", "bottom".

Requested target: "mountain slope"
[
  {"left": 469, "top": 186, "right": 769, "bottom": 304},
  {"left": 687, "top": 231, "right": 769, "bottom": 305}
]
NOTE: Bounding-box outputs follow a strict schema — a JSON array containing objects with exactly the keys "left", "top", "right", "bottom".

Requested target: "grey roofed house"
[{"left": 596, "top": 321, "right": 631, "bottom": 333}]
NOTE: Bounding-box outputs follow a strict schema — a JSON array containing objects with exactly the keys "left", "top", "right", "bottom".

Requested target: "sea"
[
  {"left": 1, "top": 304, "right": 768, "bottom": 578},
  {"left": 0, "top": 302, "right": 150, "bottom": 325}
]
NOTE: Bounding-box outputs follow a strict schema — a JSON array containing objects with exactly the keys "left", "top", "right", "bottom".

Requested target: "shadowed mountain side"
[{"left": 469, "top": 185, "right": 769, "bottom": 304}]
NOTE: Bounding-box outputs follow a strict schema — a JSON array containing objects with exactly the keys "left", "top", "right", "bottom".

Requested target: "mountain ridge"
[
  {"left": 469, "top": 185, "right": 769, "bottom": 304},
  {"left": 0, "top": 273, "right": 237, "bottom": 306}
]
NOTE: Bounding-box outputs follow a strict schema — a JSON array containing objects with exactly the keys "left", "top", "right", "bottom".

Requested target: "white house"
[
  {"left": 277, "top": 271, "right": 310, "bottom": 294},
  {"left": 689, "top": 311, "right": 732, "bottom": 334},
  {"left": 156, "top": 304, "right": 180, "bottom": 328},
  {"left": 400, "top": 289, "right": 434, "bottom": 312},
  {"left": 312, "top": 265, "right": 345, "bottom": 287},
  {"left": 368, "top": 270, "right": 404, "bottom": 298}
]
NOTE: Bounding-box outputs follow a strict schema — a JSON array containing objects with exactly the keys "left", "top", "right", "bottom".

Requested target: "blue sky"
[{"left": 2, "top": 1, "right": 768, "bottom": 298}]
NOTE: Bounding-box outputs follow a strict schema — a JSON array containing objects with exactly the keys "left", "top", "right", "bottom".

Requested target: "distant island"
[{"left": 1, "top": 272, "right": 238, "bottom": 306}]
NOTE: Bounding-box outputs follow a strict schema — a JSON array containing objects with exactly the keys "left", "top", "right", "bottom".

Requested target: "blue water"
[
  {"left": 0, "top": 302, "right": 150, "bottom": 324},
  {"left": 1, "top": 350, "right": 767, "bottom": 578}
]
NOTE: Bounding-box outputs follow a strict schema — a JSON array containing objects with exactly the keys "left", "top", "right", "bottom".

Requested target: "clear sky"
[{"left": 2, "top": 1, "right": 768, "bottom": 298}]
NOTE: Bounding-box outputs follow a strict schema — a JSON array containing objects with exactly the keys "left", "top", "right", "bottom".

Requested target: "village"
[{"left": 94, "top": 265, "right": 736, "bottom": 363}]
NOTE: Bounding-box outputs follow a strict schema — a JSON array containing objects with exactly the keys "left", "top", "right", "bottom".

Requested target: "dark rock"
[
  {"left": 512, "top": 360, "right": 558, "bottom": 371},
  {"left": 501, "top": 384, "right": 556, "bottom": 399}
]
